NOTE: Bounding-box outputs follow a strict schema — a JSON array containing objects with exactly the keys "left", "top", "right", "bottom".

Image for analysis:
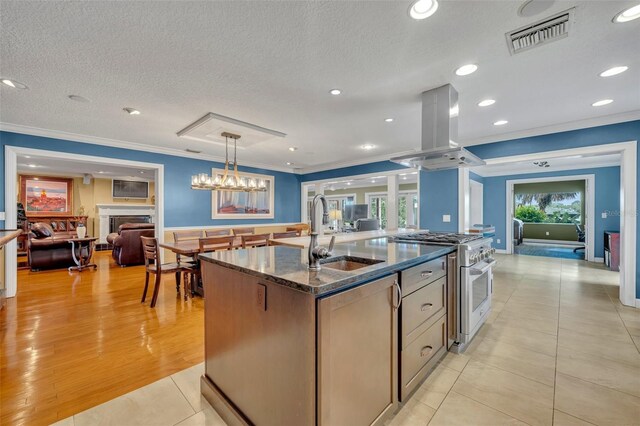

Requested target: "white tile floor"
[{"left": 52, "top": 254, "right": 640, "bottom": 426}]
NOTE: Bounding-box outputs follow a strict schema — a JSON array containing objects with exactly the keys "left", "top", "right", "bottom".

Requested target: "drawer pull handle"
[
  {"left": 421, "top": 303, "right": 433, "bottom": 311},
  {"left": 420, "top": 346, "right": 433, "bottom": 357},
  {"left": 421, "top": 271, "right": 433, "bottom": 278}
]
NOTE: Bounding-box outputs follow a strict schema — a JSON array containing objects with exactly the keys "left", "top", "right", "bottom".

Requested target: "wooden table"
[
  {"left": 67, "top": 237, "right": 98, "bottom": 272},
  {"left": 268, "top": 229, "right": 414, "bottom": 248},
  {"left": 160, "top": 238, "right": 243, "bottom": 296}
]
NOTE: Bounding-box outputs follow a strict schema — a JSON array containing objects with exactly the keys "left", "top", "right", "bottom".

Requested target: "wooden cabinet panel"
[
  {"left": 400, "top": 314, "right": 447, "bottom": 400},
  {"left": 402, "top": 276, "right": 446, "bottom": 348},
  {"left": 401, "top": 257, "right": 446, "bottom": 295},
  {"left": 318, "top": 274, "right": 398, "bottom": 426}
]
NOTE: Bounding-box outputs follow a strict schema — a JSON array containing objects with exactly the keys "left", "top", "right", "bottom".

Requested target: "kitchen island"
[{"left": 200, "top": 238, "right": 456, "bottom": 426}]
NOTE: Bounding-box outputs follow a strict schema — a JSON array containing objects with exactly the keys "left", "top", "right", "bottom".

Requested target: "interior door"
[{"left": 583, "top": 178, "right": 589, "bottom": 261}]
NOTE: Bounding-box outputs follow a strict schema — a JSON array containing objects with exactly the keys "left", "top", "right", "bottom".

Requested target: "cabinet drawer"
[
  {"left": 402, "top": 276, "right": 446, "bottom": 347},
  {"left": 400, "top": 314, "right": 446, "bottom": 400},
  {"left": 401, "top": 257, "right": 446, "bottom": 295}
]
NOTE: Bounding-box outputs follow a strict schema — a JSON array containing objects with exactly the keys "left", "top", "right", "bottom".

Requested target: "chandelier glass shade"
[{"left": 191, "top": 133, "right": 267, "bottom": 192}]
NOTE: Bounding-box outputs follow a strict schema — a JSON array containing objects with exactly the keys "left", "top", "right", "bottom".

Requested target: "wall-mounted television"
[
  {"left": 343, "top": 204, "right": 368, "bottom": 222},
  {"left": 112, "top": 180, "right": 149, "bottom": 199}
]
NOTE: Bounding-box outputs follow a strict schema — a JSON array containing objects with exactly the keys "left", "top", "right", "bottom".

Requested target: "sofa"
[
  {"left": 28, "top": 222, "right": 78, "bottom": 271},
  {"left": 108, "top": 223, "right": 155, "bottom": 267}
]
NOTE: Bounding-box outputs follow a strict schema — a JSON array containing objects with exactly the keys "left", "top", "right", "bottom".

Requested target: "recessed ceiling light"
[
  {"left": 613, "top": 4, "right": 640, "bottom": 23},
  {"left": 28, "top": 164, "right": 37, "bottom": 168},
  {"left": 123, "top": 107, "right": 141, "bottom": 115},
  {"left": 478, "top": 99, "right": 496, "bottom": 107},
  {"left": 493, "top": 120, "right": 509, "bottom": 126},
  {"left": 139, "top": 170, "right": 145, "bottom": 174},
  {"left": 384, "top": 118, "right": 394, "bottom": 123},
  {"left": 286, "top": 162, "right": 294, "bottom": 166},
  {"left": 1, "top": 78, "right": 28, "bottom": 90},
  {"left": 409, "top": 0, "right": 439, "bottom": 20},
  {"left": 599, "top": 66, "right": 628, "bottom": 77},
  {"left": 346, "top": 182, "right": 352, "bottom": 186},
  {"left": 455, "top": 64, "right": 478, "bottom": 76},
  {"left": 98, "top": 171, "right": 105, "bottom": 174},
  {"left": 371, "top": 179, "right": 376, "bottom": 183},
  {"left": 68, "top": 95, "right": 90, "bottom": 103},
  {"left": 329, "top": 89, "right": 342, "bottom": 95},
  {"left": 288, "top": 147, "right": 298, "bottom": 151},
  {"left": 402, "top": 176, "right": 408, "bottom": 180},
  {"left": 24, "top": 155, "right": 31, "bottom": 159},
  {"left": 592, "top": 99, "right": 613, "bottom": 107},
  {"left": 361, "top": 144, "right": 375, "bottom": 150}
]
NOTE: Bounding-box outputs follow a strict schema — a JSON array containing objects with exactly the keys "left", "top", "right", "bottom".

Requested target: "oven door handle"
[{"left": 469, "top": 259, "right": 497, "bottom": 275}]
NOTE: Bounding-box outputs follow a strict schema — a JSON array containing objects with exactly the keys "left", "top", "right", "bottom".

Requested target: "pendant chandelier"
[{"left": 191, "top": 132, "right": 267, "bottom": 192}]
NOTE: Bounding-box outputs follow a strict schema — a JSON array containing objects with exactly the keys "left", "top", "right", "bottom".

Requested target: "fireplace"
[
  {"left": 109, "top": 215, "right": 151, "bottom": 233},
  {"left": 96, "top": 204, "right": 156, "bottom": 244}
]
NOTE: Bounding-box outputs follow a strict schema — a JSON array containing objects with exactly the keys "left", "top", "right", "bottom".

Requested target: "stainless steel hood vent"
[{"left": 391, "top": 84, "right": 485, "bottom": 171}]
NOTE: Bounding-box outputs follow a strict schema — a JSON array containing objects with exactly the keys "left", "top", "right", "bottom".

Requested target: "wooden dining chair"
[
  {"left": 140, "top": 236, "right": 194, "bottom": 307},
  {"left": 199, "top": 236, "right": 236, "bottom": 253},
  {"left": 272, "top": 231, "right": 299, "bottom": 240},
  {"left": 232, "top": 227, "right": 255, "bottom": 236},
  {"left": 172, "top": 230, "right": 203, "bottom": 264},
  {"left": 241, "top": 233, "right": 270, "bottom": 248},
  {"left": 286, "top": 224, "right": 309, "bottom": 236},
  {"left": 205, "top": 229, "right": 231, "bottom": 237}
]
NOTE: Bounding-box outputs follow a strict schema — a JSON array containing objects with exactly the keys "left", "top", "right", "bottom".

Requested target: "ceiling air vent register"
[{"left": 506, "top": 8, "right": 575, "bottom": 55}]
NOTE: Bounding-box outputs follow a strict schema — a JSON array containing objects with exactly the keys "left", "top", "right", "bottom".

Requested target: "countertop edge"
[{"left": 199, "top": 245, "right": 456, "bottom": 296}]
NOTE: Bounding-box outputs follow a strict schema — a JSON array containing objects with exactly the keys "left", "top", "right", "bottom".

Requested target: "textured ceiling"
[{"left": 1, "top": 1, "right": 639, "bottom": 173}]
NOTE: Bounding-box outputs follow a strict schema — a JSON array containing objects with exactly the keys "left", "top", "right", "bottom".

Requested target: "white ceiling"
[
  {"left": 1, "top": 1, "right": 639, "bottom": 173},
  {"left": 472, "top": 152, "right": 621, "bottom": 177},
  {"left": 311, "top": 172, "right": 419, "bottom": 192},
  {"left": 16, "top": 154, "right": 155, "bottom": 181}
]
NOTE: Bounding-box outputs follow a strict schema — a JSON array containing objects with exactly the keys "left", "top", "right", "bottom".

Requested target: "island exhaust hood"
[{"left": 391, "top": 84, "right": 485, "bottom": 170}]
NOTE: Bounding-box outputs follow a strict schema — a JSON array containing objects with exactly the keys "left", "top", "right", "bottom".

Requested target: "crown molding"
[
  {"left": 473, "top": 159, "right": 621, "bottom": 177},
  {"left": 461, "top": 110, "right": 640, "bottom": 147},
  {"left": 0, "top": 122, "right": 296, "bottom": 174}
]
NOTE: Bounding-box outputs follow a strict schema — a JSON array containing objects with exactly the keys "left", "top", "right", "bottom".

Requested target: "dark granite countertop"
[{"left": 199, "top": 238, "right": 456, "bottom": 296}]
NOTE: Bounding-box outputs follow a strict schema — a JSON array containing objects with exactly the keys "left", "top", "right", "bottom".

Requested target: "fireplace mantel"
[{"left": 97, "top": 204, "right": 156, "bottom": 244}]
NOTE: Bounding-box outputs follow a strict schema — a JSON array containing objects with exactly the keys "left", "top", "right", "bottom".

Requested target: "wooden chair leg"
[
  {"left": 141, "top": 271, "right": 150, "bottom": 303},
  {"left": 150, "top": 273, "right": 161, "bottom": 308},
  {"left": 183, "top": 271, "right": 189, "bottom": 301},
  {"left": 175, "top": 271, "right": 181, "bottom": 293}
]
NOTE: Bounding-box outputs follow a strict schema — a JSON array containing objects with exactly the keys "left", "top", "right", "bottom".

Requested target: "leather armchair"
[
  {"left": 28, "top": 222, "right": 78, "bottom": 271},
  {"left": 110, "top": 223, "right": 155, "bottom": 267}
]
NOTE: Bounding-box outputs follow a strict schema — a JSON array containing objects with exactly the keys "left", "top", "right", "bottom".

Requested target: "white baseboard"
[
  {"left": 594, "top": 257, "right": 604, "bottom": 263},
  {"left": 495, "top": 249, "right": 508, "bottom": 254},
  {"left": 636, "top": 299, "right": 640, "bottom": 309}
]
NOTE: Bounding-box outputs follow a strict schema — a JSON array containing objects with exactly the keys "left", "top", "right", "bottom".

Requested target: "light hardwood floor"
[
  {"left": 0, "top": 251, "right": 204, "bottom": 425},
  {"left": 4, "top": 252, "right": 640, "bottom": 426}
]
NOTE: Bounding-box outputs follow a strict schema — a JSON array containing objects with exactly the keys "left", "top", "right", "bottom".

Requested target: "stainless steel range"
[{"left": 391, "top": 231, "right": 496, "bottom": 352}]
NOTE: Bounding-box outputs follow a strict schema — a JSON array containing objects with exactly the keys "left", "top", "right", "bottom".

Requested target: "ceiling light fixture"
[
  {"left": 600, "top": 66, "right": 628, "bottom": 77},
  {"left": 493, "top": 120, "right": 509, "bottom": 126},
  {"left": 288, "top": 147, "right": 298, "bottom": 151},
  {"left": 191, "top": 132, "right": 267, "bottom": 192},
  {"left": 28, "top": 164, "right": 37, "bottom": 168},
  {"left": 384, "top": 118, "right": 394, "bottom": 123},
  {"left": 533, "top": 161, "right": 550, "bottom": 168},
  {"left": 1, "top": 78, "right": 28, "bottom": 89},
  {"left": 613, "top": 4, "right": 640, "bottom": 22},
  {"left": 371, "top": 179, "right": 376, "bottom": 184},
  {"left": 361, "top": 144, "right": 375, "bottom": 150},
  {"left": 409, "top": 0, "right": 439, "bottom": 20},
  {"left": 592, "top": 99, "right": 613, "bottom": 107},
  {"left": 329, "top": 89, "right": 342, "bottom": 95},
  {"left": 123, "top": 107, "right": 141, "bottom": 115},
  {"left": 478, "top": 99, "right": 496, "bottom": 107},
  {"left": 98, "top": 171, "right": 105, "bottom": 174},
  {"left": 455, "top": 64, "right": 478, "bottom": 76},
  {"left": 286, "top": 162, "right": 294, "bottom": 166}
]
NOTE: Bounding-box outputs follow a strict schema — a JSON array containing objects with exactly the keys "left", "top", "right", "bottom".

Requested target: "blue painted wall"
[
  {"left": 421, "top": 169, "right": 458, "bottom": 232},
  {"left": 0, "top": 131, "right": 302, "bottom": 227},
  {"left": 469, "top": 171, "right": 484, "bottom": 184},
  {"left": 483, "top": 166, "right": 620, "bottom": 258}
]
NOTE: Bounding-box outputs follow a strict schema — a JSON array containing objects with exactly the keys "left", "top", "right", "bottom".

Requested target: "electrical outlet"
[
  {"left": 546, "top": 231, "right": 550, "bottom": 236},
  {"left": 257, "top": 284, "right": 266, "bottom": 311},
  {"left": 496, "top": 239, "right": 501, "bottom": 244},
  {"left": 443, "top": 214, "right": 451, "bottom": 223},
  {"left": 602, "top": 212, "right": 608, "bottom": 219}
]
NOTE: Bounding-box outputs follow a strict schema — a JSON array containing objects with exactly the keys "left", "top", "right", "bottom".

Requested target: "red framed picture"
[{"left": 20, "top": 175, "right": 73, "bottom": 216}]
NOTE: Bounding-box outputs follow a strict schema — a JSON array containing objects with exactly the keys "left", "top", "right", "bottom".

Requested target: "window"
[
  {"left": 515, "top": 192, "right": 582, "bottom": 224},
  {"left": 399, "top": 192, "right": 418, "bottom": 228},
  {"left": 368, "top": 194, "right": 387, "bottom": 229}
]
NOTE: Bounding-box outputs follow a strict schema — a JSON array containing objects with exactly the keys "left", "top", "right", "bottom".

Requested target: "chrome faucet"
[{"left": 308, "top": 194, "right": 336, "bottom": 271}]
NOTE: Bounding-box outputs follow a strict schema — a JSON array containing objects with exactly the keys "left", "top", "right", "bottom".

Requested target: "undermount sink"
[{"left": 321, "top": 256, "right": 384, "bottom": 271}]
